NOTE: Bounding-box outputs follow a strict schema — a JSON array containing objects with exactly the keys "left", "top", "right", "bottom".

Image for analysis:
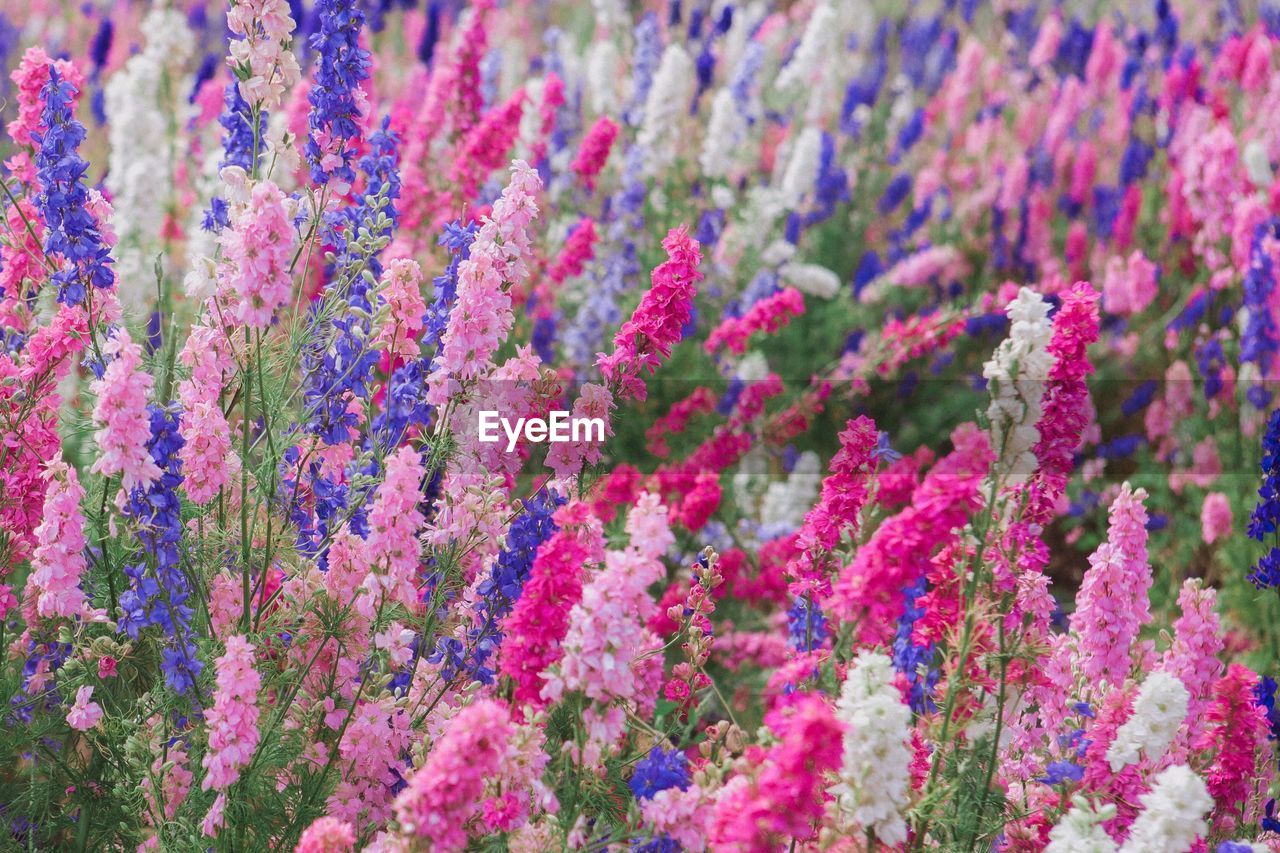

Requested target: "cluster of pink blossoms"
[
  {"left": 598, "top": 226, "right": 704, "bottom": 401},
  {"left": 218, "top": 180, "right": 295, "bottom": 329},
  {"left": 89, "top": 331, "right": 160, "bottom": 495},
  {"left": 392, "top": 699, "right": 513, "bottom": 851},
  {"left": 25, "top": 457, "right": 88, "bottom": 620},
  {"left": 201, "top": 636, "right": 261, "bottom": 799}
]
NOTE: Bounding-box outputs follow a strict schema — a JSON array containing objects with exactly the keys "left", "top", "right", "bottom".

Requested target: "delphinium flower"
[
  {"left": 1248, "top": 407, "right": 1280, "bottom": 589},
  {"left": 372, "top": 258, "right": 426, "bottom": 363},
  {"left": 892, "top": 575, "right": 938, "bottom": 712},
  {"left": 1240, "top": 220, "right": 1280, "bottom": 408},
  {"left": 448, "top": 87, "right": 527, "bottom": 201},
  {"left": 1045, "top": 797, "right": 1119, "bottom": 853},
  {"left": 26, "top": 456, "right": 87, "bottom": 620},
  {"left": 300, "top": 121, "right": 401, "bottom": 449},
  {"left": 662, "top": 550, "right": 722, "bottom": 715},
  {"left": 1193, "top": 664, "right": 1274, "bottom": 833},
  {"left": 829, "top": 651, "right": 912, "bottom": 846},
  {"left": 1160, "top": 579, "right": 1224, "bottom": 728},
  {"left": 1202, "top": 492, "right": 1233, "bottom": 545},
  {"left": 1101, "top": 250, "right": 1158, "bottom": 317},
  {"left": 200, "top": 636, "right": 261, "bottom": 836},
  {"left": 700, "top": 86, "right": 746, "bottom": 179},
  {"left": 427, "top": 160, "right": 542, "bottom": 404},
  {"left": 623, "top": 12, "right": 663, "bottom": 128},
  {"left": 1070, "top": 483, "right": 1151, "bottom": 689},
  {"left": 637, "top": 43, "right": 694, "bottom": 174},
  {"left": 789, "top": 415, "right": 879, "bottom": 584},
  {"left": 565, "top": 143, "right": 645, "bottom": 370},
  {"left": 295, "top": 816, "right": 356, "bottom": 853},
  {"left": 571, "top": 115, "right": 619, "bottom": 191},
  {"left": 118, "top": 405, "right": 201, "bottom": 693},
  {"left": 984, "top": 286, "right": 1056, "bottom": 485},
  {"left": 430, "top": 490, "right": 562, "bottom": 684},
  {"left": 0, "top": 195, "right": 44, "bottom": 332},
  {"left": 177, "top": 322, "right": 239, "bottom": 504},
  {"left": 65, "top": 685, "right": 103, "bottom": 732},
  {"left": 598, "top": 227, "right": 702, "bottom": 401},
  {"left": 497, "top": 502, "right": 601, "bottom": 707},
  {"left": 543, "top": 494, "right": 670, "bottom": 716},
  {"left": 708, "top": 693, "right": 843, "bottom": 849},
  {"left": 1105, "top": 671, "right": 1189, "bottom": 771},
  {"left": 392, "top": 699, "right": 513, "bottom": 851},
  {"left": 630, "top": 746, "right": 690, "bottom": 801},
  {"left": 1117, "top": 765, "right": 1212, "bottom": 853},
  {"left": 704, "top": 287, "right": 805, "bottom": 356},
  {"left": 775, "top": 2, "right": 838, "bottom": 94},
  {"left": 421, "top": 220, "right": 477, "bottom": 354},
  {"left": 217, "top": 180, "right": 296, "bottom": 329},
  {"left": 102, "top": 7, "right": 193, "bottom": 304},
  {"left": 305, "top": 0, "right": 371, "bottom": 191},
  {"left": 831, "top": 423, "right": 993, "bottom": 644},
  {"left": 325, "top": 695, "right": 413, "bottom": 829},
  {"left": 225, "top": 0, "right": 300, "bottom": 112},
  {"left": 779, "top": 126, "right": 823, "bottom": 212},
  {"left": 7, "top": 46, "right": 82, "bottom": 162},
  {"left": 1026, "top": 281, "right": 1100, "bottom": 525},
  {"left": 34, "top": 67, "right": 114, "bottom": 307},
  {"left": 0, "top": 344, "right": 70, "bottom": 572},
  {"left": 89, "top": 331, "right": 161, "bottom": 495},
  {"left": 363, "top": 445, "right": 426, "bottom": 611}
]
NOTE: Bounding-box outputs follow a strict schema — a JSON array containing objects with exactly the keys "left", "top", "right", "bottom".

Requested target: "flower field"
[{"left": 7, "top": 0, "right": 1280, "bottom": 849}]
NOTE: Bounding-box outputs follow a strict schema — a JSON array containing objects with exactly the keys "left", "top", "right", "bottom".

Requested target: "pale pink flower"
[
  {"left": 374, "top": 258, "right": 427, "bottom": 362},
  {"left": 218, "top": 180, "right": 295, "bottom": 329},
  {"left": 66, "top": 685, "right": 103, "bottom": 731},
  {"left": 27, "top": 456, "right": 88, "bottom": 619},
  {"left": 393, "top": 700, "right": 514, "bottom": 851},
  {"left": 201, "top": 636, "right": 261, "bottom": 794},
  {"left": 364, "top": 445, "right": 426, "bottom": 610},
  {"left": 295, "top": 816, "right": 356, "bottom": 853},
  {"left": 1201, "top": 492, "right": 1233, "bottom": 545},
  {"left": 89, "top": 331, "right": 161, "bottom": 494}
]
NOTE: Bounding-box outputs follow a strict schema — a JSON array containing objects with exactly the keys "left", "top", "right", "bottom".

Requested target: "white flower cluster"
[
  {"left": 829, "top": 651, "right": 912, "bottom": 846},
  {"left": 1045, "top": 797, "right": 1118, "bottom": 853},
  {"left": 638, "top": 44, "right": 695, "bottom": 175},
  {"left": 700, "top": 87, "right": 746, "bottom": 179},
  {"left": 983, "top": 287, "right": 1056, "bottom": 485},
  {"left": 758, "top": 450, "right": 822, "bottom": 536},
  {"left": 1118, "top": 765, "right": 1213, "bottom": 853},
  {"left": 780, "top": 261, "right": 841, "bottom": 299},
  {"left": 779, "top": 126, "right": 822, "bottom": 211},
  {"left": 1106, "top": 671, "right": 1189, "bottom": 771},
  {"left": 774, "top": 2, "right": 838, "bottom": 93},
  {"left": 104, "top": 7, "right": 194, "bottom": 310}
]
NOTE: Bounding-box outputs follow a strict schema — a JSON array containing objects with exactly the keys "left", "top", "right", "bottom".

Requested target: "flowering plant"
[{"left": 4, "top": 1, "right": 1280, "bottom": 852}]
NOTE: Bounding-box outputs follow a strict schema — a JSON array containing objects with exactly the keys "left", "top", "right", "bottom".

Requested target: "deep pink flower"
[
  {"left": 705, "top": 287, "right": 805, "bottom": 355},
  {"left": 571, "top": 115, "right": 620, "bottom": 191},
  {"left": 598, "top": 227, "right": 703, "bottom": 401},
  {"left": 708, "top": 693, "right": 843, "bottom": 850}
]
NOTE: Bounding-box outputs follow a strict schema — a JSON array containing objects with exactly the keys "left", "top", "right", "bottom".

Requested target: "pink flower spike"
[
  {"left": 295, "top": 816, "right": 356, "bottom": 853},
  {"left": 89, "top": 331, "right": 161, "bottom": 496},
  {"left": 597, "top": 226, "right": 703, "bottom": 402}
]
